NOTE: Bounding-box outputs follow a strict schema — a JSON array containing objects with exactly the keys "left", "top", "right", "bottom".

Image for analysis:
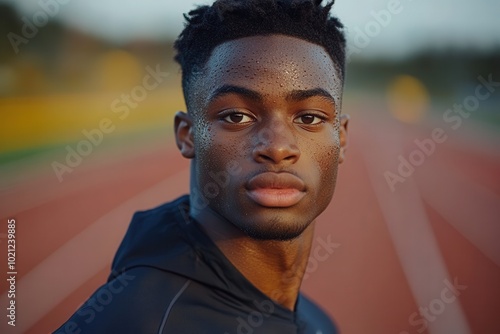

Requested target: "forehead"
[{"left": 199, "top": 34, "right": 342, "bottom": 107}]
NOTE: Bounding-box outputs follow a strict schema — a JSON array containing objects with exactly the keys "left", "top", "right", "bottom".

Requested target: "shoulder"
[
  {"left": 297, "top": 294, "right": 339, "bottom": 334},
  {"left": 127, "top": 195, "right": 190, "bottom": 232},
  {"left": 54, "top": 267, "right": 192, "bottom": 334},
  {"left": 110, "top": 195, "right": 191, "bottom": 273}
]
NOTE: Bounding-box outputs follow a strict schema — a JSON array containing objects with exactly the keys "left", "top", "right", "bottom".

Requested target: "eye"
[
  {"left": 221, "top": 112, "right": 255, "bottom": 124},
  {"left": 294, "top": 114, "right": 325, "bottom": 125}
]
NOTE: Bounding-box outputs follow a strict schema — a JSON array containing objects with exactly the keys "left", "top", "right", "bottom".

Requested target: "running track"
[{"left": 1, "top": 104, "right": 499, "bottom": 334}]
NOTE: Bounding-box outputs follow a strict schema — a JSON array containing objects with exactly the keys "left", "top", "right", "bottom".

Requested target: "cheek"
[
  {"left": 193, "top": 120, "right": 218, "bottom": 186},
  {"left": 313, "top": 130, "right": 341, "bottom": 191},
  {"left": 194, "top": 122, "right": 246, "bottom": 181},
  {"left": 193, "top": 117, "right": 214, "bottom": 154}
]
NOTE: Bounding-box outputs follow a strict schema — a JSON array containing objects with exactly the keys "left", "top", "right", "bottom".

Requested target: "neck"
[{"left": 191, "top": 205, "right": 315, "bottom": 311}]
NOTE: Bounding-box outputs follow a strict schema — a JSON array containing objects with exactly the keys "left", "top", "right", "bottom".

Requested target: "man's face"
[{"left": 177, "top": 34, "right": 347, "bottom": 240}]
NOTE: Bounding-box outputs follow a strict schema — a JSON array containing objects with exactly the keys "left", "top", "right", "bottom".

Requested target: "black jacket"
[{"left": 55, "top": 195, "right": 338, "bottom": 333}]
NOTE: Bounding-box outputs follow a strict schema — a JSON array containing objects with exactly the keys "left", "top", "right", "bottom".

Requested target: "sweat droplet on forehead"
[{"left": 200, "top": 34, "right": 343, "bottom": 108}]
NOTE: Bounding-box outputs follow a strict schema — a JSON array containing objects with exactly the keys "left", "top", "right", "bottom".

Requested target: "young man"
[{"left": 56, "top": 0, "right": 348, "bottom": 333}]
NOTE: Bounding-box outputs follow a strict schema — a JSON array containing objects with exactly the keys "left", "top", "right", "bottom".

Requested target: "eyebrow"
[
  {"left": 208, "top": 85, "right": 263, "bottom": 104},
  {"left": 208, "top": 85, "right": 336, "bottom": 108},
  {"left": 286, "top": 88, "right": 336, "bottom": 108}
]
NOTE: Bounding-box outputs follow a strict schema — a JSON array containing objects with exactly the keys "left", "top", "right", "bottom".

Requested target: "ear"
[
  {"left": 338, "top": 114, "right": 349, "bottom": 164},
  {"left": 174, "top": 111, "right": 195, "bottom": 159}
]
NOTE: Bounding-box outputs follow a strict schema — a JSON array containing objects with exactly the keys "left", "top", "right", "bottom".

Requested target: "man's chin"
[
  {"left": 207, "top": 196, "right": 317, "bottom": 241},
  {"left": 236, "top": 217, "right": 311, "bottom": 241}
]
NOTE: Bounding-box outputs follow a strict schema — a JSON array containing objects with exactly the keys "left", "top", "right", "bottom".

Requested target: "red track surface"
[{"left": 1, "top": 110, "right": 499, "bottom": 334}]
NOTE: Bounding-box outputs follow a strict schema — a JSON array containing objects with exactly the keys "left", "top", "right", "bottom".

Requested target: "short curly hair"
[{"left": 174, "top": 0, "right": 346, "bottom": 106}]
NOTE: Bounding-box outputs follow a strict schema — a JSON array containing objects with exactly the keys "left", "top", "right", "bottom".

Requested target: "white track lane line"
[
  {"left": 418, "top": 160, "right": 500, "bottom": 267},
  {"left": 0, "top": 168, "right": 189, "bottom": 333},
  {"left": 359, "top": 120, "right": 471, "bottom": 334}
]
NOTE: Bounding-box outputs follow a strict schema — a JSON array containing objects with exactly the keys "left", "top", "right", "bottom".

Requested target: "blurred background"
[{"left": 0, "top": 0, "right": 499, "bottom": 333}]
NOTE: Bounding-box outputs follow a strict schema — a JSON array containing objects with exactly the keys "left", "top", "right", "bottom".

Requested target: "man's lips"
[{"left": 246, "top": 172, "right": 306, "bottom": 207}]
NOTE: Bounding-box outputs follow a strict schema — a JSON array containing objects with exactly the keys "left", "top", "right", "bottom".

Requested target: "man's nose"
[{"left": 252, "top": 120, "right": 300, "bottom": 165}]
